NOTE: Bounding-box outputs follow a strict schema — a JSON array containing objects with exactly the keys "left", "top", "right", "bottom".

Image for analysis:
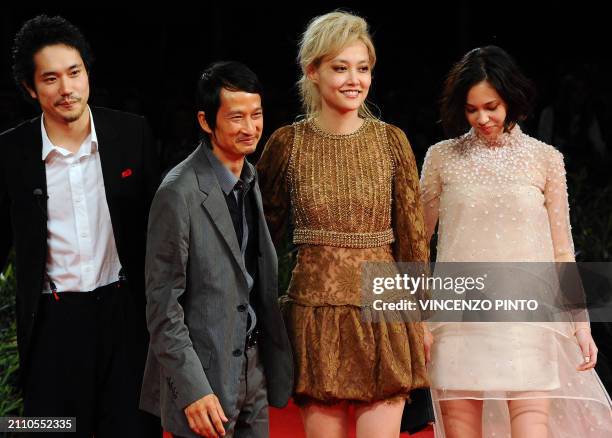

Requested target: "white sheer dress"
[{"left": 420, "top": 125, "right": 612, "bottom": 437}]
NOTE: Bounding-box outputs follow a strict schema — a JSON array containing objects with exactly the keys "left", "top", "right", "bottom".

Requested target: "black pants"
[{"left": 23, "top": 282, "right": 160, "bottom": 437}]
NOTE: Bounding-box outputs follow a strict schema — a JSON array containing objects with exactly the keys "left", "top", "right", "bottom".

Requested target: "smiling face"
[
  {"left": 26, "top": 44, "right": 90, "bottom": 125},
  {"left": 199, "top": 87, "right": 263, "bottom": 162},
  {"left": 465, "top": 80, "right": 508, "bottom": 140},
  {"left": 308, "top": 40, "right": 372, "bottom": 116}
]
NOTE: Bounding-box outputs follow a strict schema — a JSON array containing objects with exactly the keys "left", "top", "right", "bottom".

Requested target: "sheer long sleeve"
[
  {"left": 419, "top": 144, "right": 442, "bottom": 242},
  {"left": 544, "top": 148, "right": 575, "bottom": 263},
  {"left": 543, "top": 148, "right": 590, "bottom": 327},
  {"left": 387, "top": 125, "right": 429, "bottom": 263},
  {"left": 256, "top": 125, "right": 294, "bottom": 248}
]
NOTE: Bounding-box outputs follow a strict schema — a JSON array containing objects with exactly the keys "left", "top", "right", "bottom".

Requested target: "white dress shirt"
[{"left": 41, "top": 107, "right": 121, "bottom": 293}]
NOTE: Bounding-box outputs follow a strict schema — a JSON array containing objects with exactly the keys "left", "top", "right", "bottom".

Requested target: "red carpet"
[{"left": 163, "top": 399, "right": 434, "bottom": 437}]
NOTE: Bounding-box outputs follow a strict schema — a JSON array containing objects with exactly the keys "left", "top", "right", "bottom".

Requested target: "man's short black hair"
[
  {"left": 12, "top": 15, "right": 94, "bottom": 98},
  {"left": 196, "top": 61, "right": 263, "bottom": 135}
]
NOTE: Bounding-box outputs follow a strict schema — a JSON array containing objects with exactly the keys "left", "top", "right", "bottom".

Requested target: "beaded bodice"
[
  {"left": 287, "top": 118, "right": 395, "bottom": 248},
  {"left": 420, "top": 126, "right": 575, "bottom": 262}
]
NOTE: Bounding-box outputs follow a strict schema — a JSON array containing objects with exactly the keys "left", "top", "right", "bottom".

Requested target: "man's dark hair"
[
  {"left": 196, "top": 61, "right": 263, "bottom": 137},
  {"left": 440, "top": 45, "right": 535, "bottom": 137},
  {"left": 11, "top": 15, "right": 94, "bottom": 98}
]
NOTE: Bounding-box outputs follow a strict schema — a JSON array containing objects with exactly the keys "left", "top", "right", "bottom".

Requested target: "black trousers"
[{"left": 22, "top": 282, "right": 160, "bottom": 437}]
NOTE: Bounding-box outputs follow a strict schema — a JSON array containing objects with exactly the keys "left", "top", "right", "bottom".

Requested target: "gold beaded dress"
[
  {"left": 420, "top": 125, "right": 612, "bottom": 437},
  {"left": 257, "top": 118, "right": 429, "bottom": 404}
]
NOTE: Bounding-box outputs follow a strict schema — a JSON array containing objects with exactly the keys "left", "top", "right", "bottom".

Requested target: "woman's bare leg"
[
  {"left": 439, "top": 399, "right": 484, "bottom": 438},
  {"left": 508, "top": 398, "right": 549, "bottom": 438},
  {"left": 354, "top": 398, "right": 405, "bottom": 438},
  {"left": 300, "top": 401, "right": 349, "bottom": 438}
]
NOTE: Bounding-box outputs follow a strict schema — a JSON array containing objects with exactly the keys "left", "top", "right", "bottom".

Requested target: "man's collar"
[
  {"left": 41, "top": 106, "right": 97, "bottom": 160},
  {"left": 203, "top": 146, "right": 255, "bottom": 195}
]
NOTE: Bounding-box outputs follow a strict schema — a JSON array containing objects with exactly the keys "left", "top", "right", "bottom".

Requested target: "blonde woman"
[{"left": 257, "top": 11, "right": 432, "bottom": 438}]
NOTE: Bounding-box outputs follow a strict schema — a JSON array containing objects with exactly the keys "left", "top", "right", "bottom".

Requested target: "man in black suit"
[{"left": 0, "top": 15, "right": 161, "bottom": 437}]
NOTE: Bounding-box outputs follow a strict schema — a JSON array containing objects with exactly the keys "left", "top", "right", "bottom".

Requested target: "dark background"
[{"left": 1, "top": 4, "right": 611, "bottom": 176}]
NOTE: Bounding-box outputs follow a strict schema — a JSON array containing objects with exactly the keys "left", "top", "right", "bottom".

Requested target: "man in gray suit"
[{"left": 140, "top": 61, "right": 293, "bottom": 438}]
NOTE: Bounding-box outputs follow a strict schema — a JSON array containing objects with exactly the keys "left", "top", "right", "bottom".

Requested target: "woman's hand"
[
  {"left": 575, "top": 327, "right": 598, "bottom": 371},
  {"left": 423, "top": 324, "right": 434, "bottom": 365}
]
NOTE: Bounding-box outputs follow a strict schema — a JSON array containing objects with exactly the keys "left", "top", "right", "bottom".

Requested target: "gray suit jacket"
[{"left": 139, "top": 145, "right": 293, "bottom": 437}]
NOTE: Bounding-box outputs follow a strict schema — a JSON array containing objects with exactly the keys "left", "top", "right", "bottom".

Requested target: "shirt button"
[
  {"left": 232, "top": 349, "right": 242, "bottom": 357},
  {"left": 237, "top": 304, "right": 247, "bottom": 312}
]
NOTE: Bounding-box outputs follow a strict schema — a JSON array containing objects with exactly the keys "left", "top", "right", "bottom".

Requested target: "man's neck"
[
  {"left": 43, "top": 106, "right": 91, "bottom": 153},
  {"left": 211, "top": 147, "right": 245, "bottom": 179}
]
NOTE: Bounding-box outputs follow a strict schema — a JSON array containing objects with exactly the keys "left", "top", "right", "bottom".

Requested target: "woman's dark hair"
[
  {"left": 196, "top": 61, "right": 263, "bottom": 137},
  {"left": 12, "top": 15, "right": 94, "bottom": 97},
  {"left": 440, "top": 45, "right": 535, "bottom": 137}
]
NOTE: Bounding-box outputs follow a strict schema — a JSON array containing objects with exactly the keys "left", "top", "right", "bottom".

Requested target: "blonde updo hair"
[{"left": 297, "top": 11, "right": 377, "bottom": 118}]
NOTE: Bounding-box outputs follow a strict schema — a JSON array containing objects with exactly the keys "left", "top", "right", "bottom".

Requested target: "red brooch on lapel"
[{"left": 121, "top": 168, "right": 133, "bottom": 178}]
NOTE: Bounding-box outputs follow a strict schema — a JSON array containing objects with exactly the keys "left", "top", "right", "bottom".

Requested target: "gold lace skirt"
[{"left": 283, "top": 244, "right": 429, "bottom": 404}]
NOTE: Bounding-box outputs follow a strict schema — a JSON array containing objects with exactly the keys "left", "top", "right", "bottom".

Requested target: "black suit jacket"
[{"left": 0, "top": 106, "right": 161, "bottom": 385}]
